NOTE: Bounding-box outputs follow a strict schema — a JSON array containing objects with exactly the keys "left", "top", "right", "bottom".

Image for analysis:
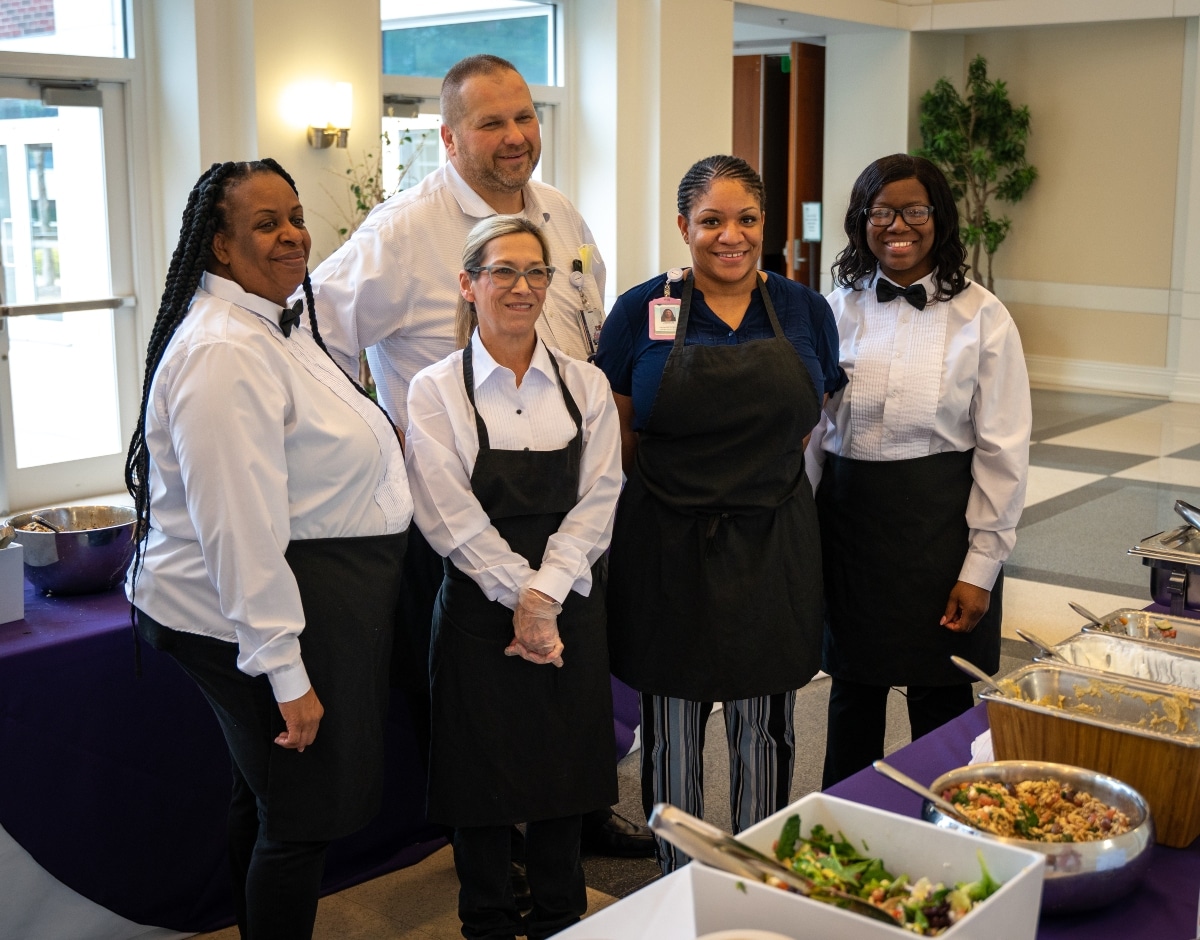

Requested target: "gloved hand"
[{"left": 506, "top": 587, "right": 564, "bottom": 667}]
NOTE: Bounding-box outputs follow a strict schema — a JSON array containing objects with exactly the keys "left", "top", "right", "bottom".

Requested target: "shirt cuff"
[
  {"left": 528, "top": 565, "right": 577, "bottom": 605},
  {"left": 267, "top": 658, "right": 312, "bottom": 704},
  {"left": 958, "top": 550, "right": 1003, "bottom": 592}
]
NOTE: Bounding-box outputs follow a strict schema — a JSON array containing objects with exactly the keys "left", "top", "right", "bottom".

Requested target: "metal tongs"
[
  {"left": 1176, "top": 499, "right": 1200, "bottom": 535},
  {"left": 647, "top": 803, "right": 897, "bottom": 925}
]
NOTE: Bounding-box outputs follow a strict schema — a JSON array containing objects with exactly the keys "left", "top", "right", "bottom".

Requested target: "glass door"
[{"left": 0, "top": 78, "right": 136, "bottom": 513}]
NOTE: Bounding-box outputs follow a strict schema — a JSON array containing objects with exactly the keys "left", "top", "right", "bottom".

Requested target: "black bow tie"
[
  {"left": 279, "top": 300, "right": 303, "bottom": 337},
  {"left": 876, "top": 279, "right": 927, "bottom": 310}
]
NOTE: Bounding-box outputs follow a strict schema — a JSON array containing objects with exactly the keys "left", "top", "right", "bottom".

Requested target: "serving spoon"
[
  {"left": 1068, "top": 601, "right": 1104, "bottom": 627},
  {"left": 871, "top": 760, "right": 1001, "bottom": 835},
  {"left": 0, "top": 523, "right": 14, "bottom": 549},
  {"left": 1015, "top": 627, "right": 1067, "bottom": 663},
  {"left": 950, "top": 654, "right": 1008, "bottom": 695},
  {"left": 29, "top": 513, "right": 62, "bottom": 533},
  {"left": 647, "top": 803, "right": 897, "bottom": 925}
]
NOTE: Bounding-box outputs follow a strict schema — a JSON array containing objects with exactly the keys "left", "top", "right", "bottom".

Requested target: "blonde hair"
[{"left": 455, "top": 215, "right": 552, "bottom": 349}]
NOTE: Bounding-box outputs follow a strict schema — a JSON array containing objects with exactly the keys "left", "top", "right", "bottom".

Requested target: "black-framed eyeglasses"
[
  {"left": 468, "top": 265, "right": 556, "bottom": 289},
  {"left": 865, "top": 205, "right": 934, "bottom": 227}
]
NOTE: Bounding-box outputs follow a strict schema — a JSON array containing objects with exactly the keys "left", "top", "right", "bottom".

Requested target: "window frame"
[
  {"left": 0, "top": 0, "right": 155, "bottom": 512},
  {"left": 377, "top": 1, "right": 570, "bottom": 193}
]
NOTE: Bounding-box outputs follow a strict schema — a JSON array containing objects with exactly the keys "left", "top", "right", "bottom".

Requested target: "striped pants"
[{"left": 639, "top": 690, "right": 797, "bottom": 874}]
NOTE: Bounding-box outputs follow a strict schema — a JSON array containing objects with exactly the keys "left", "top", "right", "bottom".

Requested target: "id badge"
[
  {"left": 649, "top": 297, "right": 680, "bottom": 340},
  {"left": 581, "top": 306, "right": 604, "bottom": 347}
]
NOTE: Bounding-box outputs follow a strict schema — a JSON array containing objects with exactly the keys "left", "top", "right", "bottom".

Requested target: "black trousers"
[
  {"left": 452, "top": 817, "right": 585, "bottom": 940},
  {"left": 138, "top": 611, "right": 330, "bottom": 940},
  {"left": 821, "top": 677, "right": 975, "bottom": 790}
]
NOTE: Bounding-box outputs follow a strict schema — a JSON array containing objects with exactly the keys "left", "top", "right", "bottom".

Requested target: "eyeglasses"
[
  {"left": 468, "top": 265, "right": 555, "bottom": 289},
  {"left": 865, "top": 205, "right": 934, "bottom": 227}
]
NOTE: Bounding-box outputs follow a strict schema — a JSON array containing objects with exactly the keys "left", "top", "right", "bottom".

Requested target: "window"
[
  {"left": 377, "top": 1, "right": 564, "bottom": 201},
  {"left": 0, "top": 0, "right": 126, "bottom": 58},
  {"left": 381, "top": 1, "right": 556, "bottom": 85}
]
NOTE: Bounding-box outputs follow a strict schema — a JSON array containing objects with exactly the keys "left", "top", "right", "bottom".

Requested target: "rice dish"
[{"left": 940, "top": 779, "right": 1132, "bottom": 842}]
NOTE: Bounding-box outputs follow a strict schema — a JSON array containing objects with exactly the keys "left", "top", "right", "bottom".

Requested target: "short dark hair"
[
  {"left": 441, "top": 54, "right": 522, "bottom": 129},
  {"left": 831, "top": 153, "right": 967, "bottom": 301},
  {"left": 676, "top": 154, "right": 765, "bottom": 220}
]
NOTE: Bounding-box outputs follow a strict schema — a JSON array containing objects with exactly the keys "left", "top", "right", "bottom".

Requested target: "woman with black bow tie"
[
  {"left": 813, "top": 154, "right": 1031, "bottom": 788},
  {"left": 126, "top": 160, "right": 411, "bottom": 940}
]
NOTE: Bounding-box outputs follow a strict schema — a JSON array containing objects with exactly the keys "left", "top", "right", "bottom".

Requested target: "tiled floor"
[{"left": 192, "top": 387, "right": 1200, "bottom": 939}]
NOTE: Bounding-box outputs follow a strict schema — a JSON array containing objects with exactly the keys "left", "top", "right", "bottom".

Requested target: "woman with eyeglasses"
[
  {"left": 595, "top": 155, "right": 844, "bottom": 874},
  {"left": 405, "top": 215, "right": 622, "bottom": 940},
  {"left": 813, "top": 153, "right": 1032, "bottom": 788}
]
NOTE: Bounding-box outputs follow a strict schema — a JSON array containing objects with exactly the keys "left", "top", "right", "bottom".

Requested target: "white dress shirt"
[
  {"left": 307, "top": 162, "right": 606, "bottom": 428},
  {"left": 406, "top": 332, "right": 622, "bottom": 609},
  {"left": 816, "top": 269, "right": 1031, "bottom": 590},
  {"left": 128, "top": 273, "right": 413, "bottom": 703}
]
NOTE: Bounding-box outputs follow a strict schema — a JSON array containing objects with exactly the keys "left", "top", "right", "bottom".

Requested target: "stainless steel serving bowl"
[
  {"left": 6, "top": 505, "right": 136, "bottom": 595},
  {"left": 922, "top": 760, "right": 1154, "bottom": 914}
]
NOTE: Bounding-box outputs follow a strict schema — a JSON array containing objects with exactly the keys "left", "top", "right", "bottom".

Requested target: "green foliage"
[
  {"left": 327, "top": 129, "right": 435, "bottom": 243},
  {"left": 916, "top": 55, "right": 1038, "bottom": 292}
]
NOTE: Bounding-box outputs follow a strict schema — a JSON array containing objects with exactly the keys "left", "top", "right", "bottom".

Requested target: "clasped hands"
[{"left": 506, "top": 587, "right": 564, "bottom": 667}]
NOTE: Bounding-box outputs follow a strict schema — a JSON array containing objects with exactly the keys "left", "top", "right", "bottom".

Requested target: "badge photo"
[{"left": 649, "top": 297, "right": 680, "bottom": 340}]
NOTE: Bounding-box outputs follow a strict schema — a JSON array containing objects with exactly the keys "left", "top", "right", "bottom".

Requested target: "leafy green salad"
[{"left": 771, "top": 814, "right": 1003, "bottom": 935}]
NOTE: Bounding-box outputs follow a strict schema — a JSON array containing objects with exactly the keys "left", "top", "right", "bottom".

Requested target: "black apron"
[
  {"left": 267, "top": 531, "right": 407, "bottom": 841},
  {"left": 817, "top": 449, "right": 1003, "bottom": 686},
  {"left": 426, "top": 341, "right": 617, "bottom": 828},
  {"left": 607, "top": 274, "right": 824, "bottom": 701}
]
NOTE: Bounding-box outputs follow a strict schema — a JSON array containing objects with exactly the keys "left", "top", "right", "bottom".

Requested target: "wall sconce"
[{"left": 306, "top": 82, "right": 353, "bottom": 149}]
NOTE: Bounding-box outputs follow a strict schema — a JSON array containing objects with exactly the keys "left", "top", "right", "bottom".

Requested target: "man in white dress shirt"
[{"left": 307, "top": 54, "right": 651, "bottom": 865}]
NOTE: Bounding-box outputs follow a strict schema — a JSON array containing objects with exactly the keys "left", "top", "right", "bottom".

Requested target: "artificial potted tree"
[{"left": 916, "top": 54, "right": 1038, "bottom": 292}]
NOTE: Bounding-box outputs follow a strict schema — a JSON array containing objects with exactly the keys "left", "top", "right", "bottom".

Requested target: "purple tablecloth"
[
  {"left": 0, "top": 582, "right": 442, "bottom": 932},
  {"left": 0, "top": 579, "right": 642, "bottom": 932},
  {"left": 829, "top": 703, "right": 1200, "bottom": 939}
]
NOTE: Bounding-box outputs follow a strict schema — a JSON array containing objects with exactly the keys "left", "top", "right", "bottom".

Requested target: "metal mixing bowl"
[
  {"left": 6, "top": 505, "right": 136, "bottom": 596},
  {"left": 923, "top": 760, "right": 1154, "bottom": 914}
]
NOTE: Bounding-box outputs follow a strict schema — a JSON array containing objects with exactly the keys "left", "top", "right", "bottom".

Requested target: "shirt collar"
[
  {"left": 443, "top": 161, "right": 549, "bottom": 225},
  {"left": 201, "top": 272, "right": 289, "bottom": 332},
  {"left": 469, "top": 329, "right": 556, "bottom": 390},
  {"left": 869, "top": 267, "right": 938, "bottom": 293}
]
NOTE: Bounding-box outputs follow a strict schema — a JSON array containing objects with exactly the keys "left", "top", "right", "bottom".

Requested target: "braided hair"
[
  {"left": 125, "top": 159, "right": 389, "bottom": 613},
  {"left": 676, "top": 154, "right": 765, "bottom": 220}
]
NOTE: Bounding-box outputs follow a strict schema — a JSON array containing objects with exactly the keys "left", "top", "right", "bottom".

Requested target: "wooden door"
[{"left": 786, "top": 42, "right": 825, "bottom": 290}]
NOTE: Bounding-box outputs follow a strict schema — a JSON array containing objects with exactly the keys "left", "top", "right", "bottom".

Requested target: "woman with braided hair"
[{"left": 125, "top": 160, "right": 412, "bottom": 939}]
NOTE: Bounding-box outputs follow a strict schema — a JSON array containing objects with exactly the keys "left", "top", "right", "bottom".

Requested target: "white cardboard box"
[
  {"left": 0, "top": 542, "right": 24, "bottom": 625},
  {"left": 559, "top": 792, "right": 1044, "bottom": 940}
]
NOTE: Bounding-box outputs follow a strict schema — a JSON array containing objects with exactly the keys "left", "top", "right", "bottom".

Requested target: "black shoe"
[
  {"left": 580, "top": 808, "right": 655, "bottom": 858},
  {"left": 511, "top": 858, "right": 532, "bottom": 913}
]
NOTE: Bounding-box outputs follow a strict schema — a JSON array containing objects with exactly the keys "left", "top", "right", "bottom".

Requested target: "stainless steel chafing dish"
[
  {"left": 1081, "top": 608, "right": 1200, "bottom": 650},
  {"left": 1127, "top": 499, "right": 1200, "bottom": 615},
  {"left": 982, "top": 662, "right": 1200, "bottom": 847},
  {"left": 1034, "top": 630, "right": 1200, "bottom": 691}
]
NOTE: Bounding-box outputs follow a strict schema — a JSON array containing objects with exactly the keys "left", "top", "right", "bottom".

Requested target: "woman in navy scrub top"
[{"left": 595, "top": 155, "right": 843, "bottom": 874}]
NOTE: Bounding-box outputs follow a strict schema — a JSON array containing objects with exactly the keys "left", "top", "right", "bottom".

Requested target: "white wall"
[
  {"left": 573, "top": 0, "right": 733, "bottom": 298},
  {"left": 820, "top": 28, "right": 911, "bottom": 292}
]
